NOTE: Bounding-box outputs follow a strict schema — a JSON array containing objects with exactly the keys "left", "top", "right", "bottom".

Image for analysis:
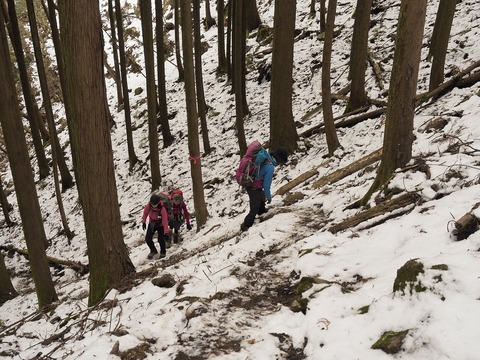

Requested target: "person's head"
[
  {"left": 271, "top": 146, "right": 289, "bottom": 165},
  {"left": 149, "top": 194, "right": 161, "bottom": 208},
  {"left": 172, "top": 193, "right": 182, "bottom": 205}
]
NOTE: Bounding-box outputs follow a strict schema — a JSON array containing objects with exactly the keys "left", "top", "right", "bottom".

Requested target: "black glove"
[
  {"left": 142, "top": 223, "right": 146, "bottom": 230},
  {"left": 187, "top": 224, "right": 192, "bottom": 230}
]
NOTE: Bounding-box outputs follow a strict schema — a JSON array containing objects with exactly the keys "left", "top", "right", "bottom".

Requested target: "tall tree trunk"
[
  {"left": 44, "top": 0, "right": 80, "bottom": 179},
  {"left": 319, "top": 0, "right": 326, "bottom": 32},
  {"left": 27, "top": 0, "right": 73, "bottom": 240},
  {"left": 233, "top": 0, "right": 247, "bottom": 156},
  {"left": 115, "top": 0, "right": 138, "bottom": 170},
  {"left": 204, "top": 0, "right": 216, "bottom": 30},
  {"left": 140, "top": 0, "right": 161, "bottom": 190},
  {"left": 45, "top": 0, "right": 67, "bottom": 101},
  {"left": 216, "top": 0, "right": 227, "bottom": 75},
  {"left": 269, "top": 0, "right": 299, "bottom": 154},
  {"left": 226, "top": 0, "right": 232, "bottom": 81},
  {"left": 346, "top": 0, "right": 372, "bottom": 113},
  {"left": 241, "top": 2, "right": 249, "bottom": 116},
  {"left": 0, "top": 252, "right": 18, "bottom": 305},
  {"left": 428, "top": 0, "right": 457, "bottom": 91},
  {"left": 322, "top": 0, "right": 341, "bottom": 156},
  {"left": 180, "top": 0, "right": 209, "bottom": 229},
  {"left": 155, "top": 0, "right": 174, "bottom": 148},
  {"left": 58, "top": 0, "right": 135, "bottom": 307},
  {"left": 245, "top": 0, "right": 261, "bottom": 31},
  {"left": 0, "top": 175, "right": 14, "bottom": 227},
  {"left": 193, "top": 0, "right": 212, "bottom": 155},
  {"left": 174, "top": 0, "right": 184, "bottom": 81},
  {"left": 0, "top": 8, "right": 57, "bottom": 308},
  {"left": 107, "top": 0, "right": 123, "bottom": 109},
  {"left": 356, "top": 0, "right": 427, "bottom": 207},
  {"left": 25, "top": 0, "right": 74, "bottom": 192},
  {"left": 5, "top": 0, "right": 50, "bottom": 181},
  {"left": 310, "top": 0, "right": 316, "bottom": 16}
]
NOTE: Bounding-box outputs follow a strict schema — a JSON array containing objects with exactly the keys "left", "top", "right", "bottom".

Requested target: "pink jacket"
[{"left": 142, "top": 202, "right": 170, "bottom": 235}]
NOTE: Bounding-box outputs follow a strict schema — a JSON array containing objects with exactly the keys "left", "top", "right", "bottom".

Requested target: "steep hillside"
[{"left": 1, "top": 0, "right": 479, "bottom": 359}]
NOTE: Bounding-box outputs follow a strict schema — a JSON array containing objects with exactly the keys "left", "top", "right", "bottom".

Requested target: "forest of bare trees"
[{"left": 0, "top": 0, "right": 478, "bottom": 309}]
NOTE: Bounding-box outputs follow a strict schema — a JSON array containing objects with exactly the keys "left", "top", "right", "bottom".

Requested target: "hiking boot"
[
  {"left": 258, "top": 208, "right": 268, "bottom": 216},
  {"left": 158, "top": 253, "right": 166, "bottom": 259},
  {"left": 147, "top": 251, "right": 158, "bottom": 260},
  {"left": 240, "top": 223, "right": 249, "bottom": 232},
  {"left": 166, "top": 240, "right": 172, "bottom": 248}
]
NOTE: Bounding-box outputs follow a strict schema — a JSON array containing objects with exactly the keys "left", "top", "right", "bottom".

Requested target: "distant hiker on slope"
[
  {"left": 141, "top": 193, "right": 171, "bottom": 259},
  {"left": 236, "top": 142, "right": 289, "bottom": 232},
  {"left": 169, "top": 189, "right": 192, "bottom": 244}
]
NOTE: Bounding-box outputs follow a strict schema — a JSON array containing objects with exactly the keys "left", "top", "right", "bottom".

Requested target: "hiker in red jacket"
[
  {"left": 142, "top": 194, "right": 170, "bottom": 259},
  {"left": 169, "top": 189, "right": 192, "bottom": 244}
]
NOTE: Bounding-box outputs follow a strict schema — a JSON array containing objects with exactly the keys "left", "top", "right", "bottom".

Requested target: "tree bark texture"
[
  {"left": 58, "top": 0, "right": 135, "bottom": 307},
  {"left": 114, "top": 0, "right": 138, "bottom": 169},
  {"left": 174, "top": 0, "right": 184, "bottom": 81},
  {"left": 322, "top": 0, "right": 341, "bottom": 155},
  {"left": 0, "top": 8, "right": 57, "bottom": 308},
  {"left": 233, "top": 0, "right": 247, "bottom": 156},
  {"left": 155, "top": 0, "right": 174, "bottom": 148},
  {"left": 346, "top": 0, "right": 372, "bottom": 112},
  {"left": 245, "top": 0, "right": 261, "bottom": 31},
  {"left": 26, "top": 0, "right": 74, "bottom": 192},
  {"left": 0, "top": 252, "right": 18, "bottom": 305},
  {"left": 361, "top": 0, "right": 427, "bottom": 204},
  {"left": 428, "top": 0, "right": 457, "bottom": 91},
  {"left": 193, "top": 0, "right": 212, "bottom": 155},
  {"left": 107, "top": 0, "right": 124, "bottom": 108},
  {"left": 216, "top": 0, "right": 227, "bottom": 75},
  {"left": 140, "top": 0, "right": 161, "bottom": 190},
  {"left": 180, "top": 0, "right": 210, "bottom": 229},
  {"left": 269, "top": 0, "right": 299, "bottom": 154},
  {"left": 6, "top": 0, "right": 50, "bottom": 181}
]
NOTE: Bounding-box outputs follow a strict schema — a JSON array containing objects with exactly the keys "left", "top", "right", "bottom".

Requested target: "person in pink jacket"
[
  {"left": 142, "top": 194, "right": 170, "bottom": 259},
  {"left": 169, "top": 189, "right": 192, "bottom": 244}
]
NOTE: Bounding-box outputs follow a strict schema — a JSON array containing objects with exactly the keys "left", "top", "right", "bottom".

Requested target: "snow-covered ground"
[{"left": 1, "top": 0, "right": 480, "bottom": 359}]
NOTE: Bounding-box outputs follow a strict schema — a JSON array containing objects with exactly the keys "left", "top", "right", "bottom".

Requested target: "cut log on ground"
[
  {"left": 334, "top": 108, "right": 386, "bottom": 129},
  {"left": 367, "top": 49, "right": 385, "bottom": 90},
  {"left": 328, "top": 192, "right": 421, "bottom": 234},
  {"left": 416, "top": 60, "right": 480, "bottom": 107},
  {"left": 276, "top": 169, "right": 320, "bottom": 196},
  {"left": 0, "top": 245, "right": 88, "bottom": 275},
  {"left": 451, "top": 213, "right": 479, "bottom": 241},
  {"left": 457, "top": 70, "right": 480, "bottom": 89},
  {"left": 449, "top": 202, "right": 480, "bottom": 241},
  {"left": 276, "top": 148, "right": 382, "bottom": 196},
  {"left": 313, "top": 148, "right": 382, "bottom": 189},
  {"left": 299, "top": 107, "right": 386, "bottom": 138}
]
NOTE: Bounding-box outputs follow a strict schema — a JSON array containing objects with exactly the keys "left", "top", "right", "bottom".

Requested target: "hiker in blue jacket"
[{"left": 240, "top": 146, "right": 289, "bottom": 232}]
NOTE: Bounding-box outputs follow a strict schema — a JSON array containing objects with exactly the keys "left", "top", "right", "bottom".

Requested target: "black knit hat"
[
  {"left": 272, "top": 146, "right": 289, "bottom": 165},
  {"left": 149, "top": 194, "right": 161, "bottom": 207}
]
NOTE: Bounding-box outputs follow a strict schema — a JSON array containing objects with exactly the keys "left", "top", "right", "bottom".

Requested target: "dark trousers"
[
  {"left": 170, "top": 215, "right": 184, "bottom": 234},
  {"left": 145, "top": 222, "right": 168, "bottom": 254},
  {"left": 243, "top": 187, "right": 266, "bottom": 228}
]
